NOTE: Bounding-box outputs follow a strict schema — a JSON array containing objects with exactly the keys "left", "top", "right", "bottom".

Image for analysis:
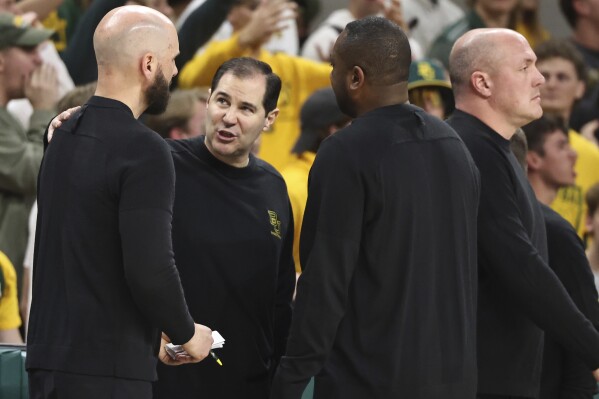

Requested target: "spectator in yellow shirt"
[{"left": 0, "top": 250, "right": 23, "bottom": 343}]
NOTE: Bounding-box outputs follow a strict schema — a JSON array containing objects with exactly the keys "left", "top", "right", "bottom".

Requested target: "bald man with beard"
[
  {"left": 26, "top": 6, "right": 213, "bottom": 398},
  {"left": 446, "top": 28, "right": 599, "bottom": 399}
]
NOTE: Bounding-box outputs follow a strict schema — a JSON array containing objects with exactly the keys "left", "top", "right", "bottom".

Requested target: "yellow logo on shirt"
[{"left": 268, "top": 210, "right": 282, "bottom": 239}]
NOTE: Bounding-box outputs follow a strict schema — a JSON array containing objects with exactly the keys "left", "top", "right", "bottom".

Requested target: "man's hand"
[
  {"left": 593, "top": 368, "right": 599, "bottom": 381},
  {"left": 180, "top": 323, "right": 214, "bottom": 362},
  {"left": 158, "top": 333, "right": 197, "bottom": 366},
  {"left": 25, "top": 62, "right": 59, "bottom": 111},
  {"left": 238, "top": 0, "right": 297, "bottom": 51},
  {"left": 47, "top": 106, "right": 80, "bottom": 142}
]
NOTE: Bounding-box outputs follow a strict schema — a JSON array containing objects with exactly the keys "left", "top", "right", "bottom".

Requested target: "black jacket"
[{"left": 27, "top": 96, "right": 194, "bottom": 381}]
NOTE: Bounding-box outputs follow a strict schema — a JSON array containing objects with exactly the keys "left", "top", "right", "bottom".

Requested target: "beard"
[{"left": 144, "top": 66, "right": 171, "bottom": 115}]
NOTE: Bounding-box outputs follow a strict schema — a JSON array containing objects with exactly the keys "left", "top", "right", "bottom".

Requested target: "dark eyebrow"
[
  {"left": 240, "top": 101, "right": 258, "bottom": 112},
  {"left": 214, "top": 91, "right": 231, "bottom": 99}
]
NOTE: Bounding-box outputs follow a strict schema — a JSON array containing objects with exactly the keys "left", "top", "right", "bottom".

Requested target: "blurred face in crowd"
[
  {"left": 184, "top": 99, "right": 207, "bottom": 137},
  {"left": 538, "top": 57, "right": 585, "bottom": 118},
  {"left": 529, "top": 130, "right": 577, "bottom": 190},
  {"left": 0, "top": 45, "right": 43, "bottom": 100},
  {"left": 409, "top": 88, "right": 446, "bottom": 119},
  {"left": 204, "top": 72, "right": 278, "bottom": 167}
]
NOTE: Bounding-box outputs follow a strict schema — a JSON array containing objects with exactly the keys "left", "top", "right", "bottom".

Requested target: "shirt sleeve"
[
  {"left": 271, "top": 136, "right": 364, "bottom": 398},
  {"left": 476, "top": 148, "right": 599, "bottom": 370},
  {"left": 118, "top": 137, "right": 195, "bottom": 345}
]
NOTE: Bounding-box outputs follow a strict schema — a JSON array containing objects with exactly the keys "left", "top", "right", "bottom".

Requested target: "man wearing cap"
[
  {"left": 281, "top": 88, "right": 350, "bottom": 279},
  {"left": 407, "top": 58, "right": 455, "bottom": 120},
  {"left": 0, "top": 13, "right": 57, "bottom": 283}
]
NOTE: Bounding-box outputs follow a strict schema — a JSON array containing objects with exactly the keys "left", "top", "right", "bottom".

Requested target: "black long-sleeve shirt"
[
  {"left": 448, "top": 110, "right": 599, "bottom": 398},
  {"left": 540, "top": 205, "right": 599, "bottom": 399},
  {"left": 271, "top": 104, "right": 480, "bottom": 399},
  {"left": 153, "top": 137, "right": 295, "bottom": 399},
  {"left": 26, "top": 96, "right": 194, "bottom": 381}
]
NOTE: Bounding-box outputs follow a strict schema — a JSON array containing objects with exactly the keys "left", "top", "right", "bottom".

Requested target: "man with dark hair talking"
[{"left": 153, "top": 57, "right": 295, "bottom": 399}]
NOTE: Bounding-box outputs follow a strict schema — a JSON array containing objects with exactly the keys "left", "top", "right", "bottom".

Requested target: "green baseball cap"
[
  {"left": 408, "top": 58, "right": 455, "bottom": 117},
  {"left": 408, "top": 59, "right": 452, "bottom": 91},
  {"left": 0, "top": 13, "right": 54, "bottom": 50}
]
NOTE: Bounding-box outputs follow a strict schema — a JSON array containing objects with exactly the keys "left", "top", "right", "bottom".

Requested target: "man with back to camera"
[
  {"left": 447, "top": 28, "right": 599, "bottom": 399},
  {"left": 152, "top": 57, "right": 295, "bottom": 399},
  {"left": 271, "top": 16, "right": 481, "bottom": 399},
  {"left": 26, "top": 6, "right": 213, "bottom": 398}
]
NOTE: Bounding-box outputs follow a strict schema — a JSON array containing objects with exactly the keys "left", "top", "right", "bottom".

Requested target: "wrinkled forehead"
[{"left": 214, "top": 72, "right": 266, "bottom": 102}]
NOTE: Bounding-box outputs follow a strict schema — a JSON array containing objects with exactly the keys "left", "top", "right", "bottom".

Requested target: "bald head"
[
  {"left": 449, "top": 28, "right": 525, "bottom": 97},
  {"left": 449, "top": 28, "right": 544, "bottom": 138},
  {"left": 94, "top": 5, "right": 177, "bottom": 71}
]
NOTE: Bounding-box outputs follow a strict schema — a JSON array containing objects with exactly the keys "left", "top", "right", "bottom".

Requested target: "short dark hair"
[
  {"left": 210, "top": 57, "right": 281, "bottom": 113},
  {"left": 560, "top": 0, "right": 577, "bottom": 28},
  {"left": 535, "top": 39, "right": 588, "bottom": 84},
  {"left": 339, "top": 16, "right": 411, "bottom": 86},
  {"left": 521, "top": 114, "right": 568, "bottom": 156}
]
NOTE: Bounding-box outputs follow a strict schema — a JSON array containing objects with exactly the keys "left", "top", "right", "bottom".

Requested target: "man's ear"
[
  {"left": 471, "top": 71, "right": 492, "bottom": 98},
  {"left": 263, "top": 108, "right": 279, "bottom": 131},
  {"left": 141, "top": 53, "right": 155, "bottom": 81},
  {"left": 349, "top": 66, "right": 365, "bottom": 91},
  {"left": 526, "top": 151, "right": 543, "bottom": 172}
]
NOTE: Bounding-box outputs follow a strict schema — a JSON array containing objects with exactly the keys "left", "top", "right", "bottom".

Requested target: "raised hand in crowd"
[
  {"left": 24, "top": 63, "right": 58, "bottom": 111},
  {"left": 238, "top": 0, "right": 297, "bottom": 51}
]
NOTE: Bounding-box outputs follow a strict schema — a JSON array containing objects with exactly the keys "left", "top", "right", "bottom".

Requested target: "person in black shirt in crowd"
[
  {"left": 152, "top": 57, "right": 295, "bottom": 399},
  {"left": 27, "top": 6, "right": 213, "bottom": 398},
  {"left": 271, "top": 16, "right": 480, "bottom": 399},
  {"left": 516, "top": 116, "right": 599, "bottom": 399},
  {"left": 447, "top": 28, "right": 599, "bottom": 399}
]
